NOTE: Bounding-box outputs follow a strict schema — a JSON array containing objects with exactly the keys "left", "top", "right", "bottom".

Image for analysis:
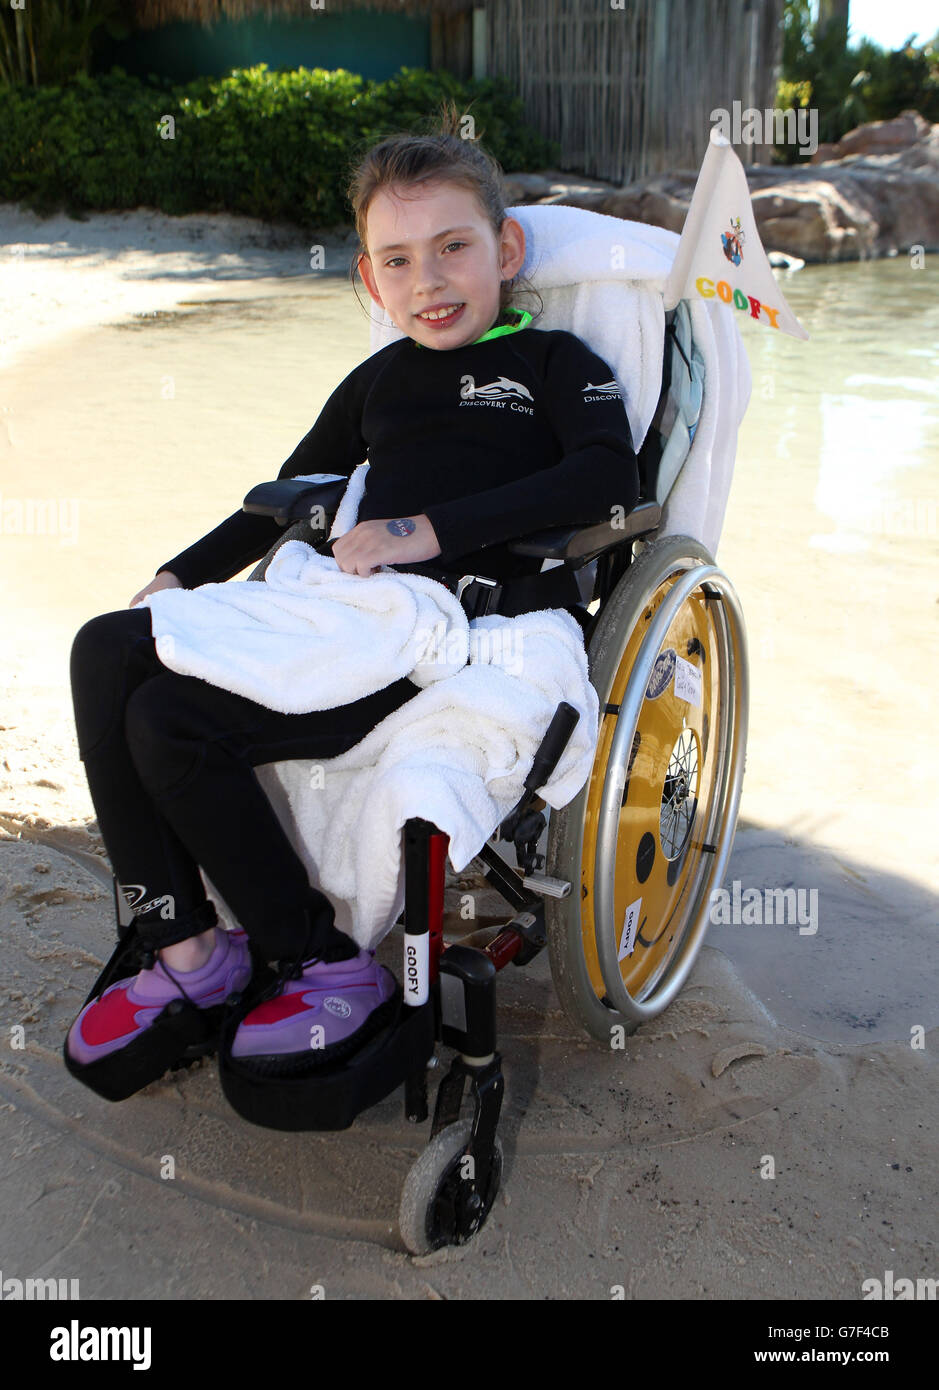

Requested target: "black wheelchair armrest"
[
  {"left": 242, "top": 477, "right": 349, "bottom": 527},
  {"left": 506, "top": 499, "right": 662, "bottom": 561},
  {"left": 243, "top": 481, "right": 662, "bottom": 560}
]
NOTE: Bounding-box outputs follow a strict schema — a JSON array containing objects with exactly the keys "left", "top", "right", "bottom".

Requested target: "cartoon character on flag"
[
  {"left": 664, "top": 129, "right": 809, "bottom": 341},
  {"left": 721, "top": 216, "right": 745, "bottom": 266}
]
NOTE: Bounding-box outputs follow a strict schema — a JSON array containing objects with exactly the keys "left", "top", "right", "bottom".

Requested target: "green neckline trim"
[
  {"left": 411, "top": 307, "right": 532, "bottom": 349},
  {"left": 472, "top": 307, "right": 533, "bottom": 343}
]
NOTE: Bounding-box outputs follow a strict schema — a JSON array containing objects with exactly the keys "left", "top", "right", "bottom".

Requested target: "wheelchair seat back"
[{"left": 637, "top": 299, "right": 705, "bottom": 507}]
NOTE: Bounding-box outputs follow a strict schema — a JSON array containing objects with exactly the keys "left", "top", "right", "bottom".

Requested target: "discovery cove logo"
[
  {"left": 583, "top": 379, "right": 622, "bottom": 402},
  {"left": 458, "top": 374, "right": 621, "bottom": 411},
  {"left": 459, "top": 374, "right": 534, "bottom": 414}
]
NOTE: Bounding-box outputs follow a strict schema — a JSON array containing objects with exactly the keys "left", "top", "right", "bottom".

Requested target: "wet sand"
[{"left": 1, "top": 205, "right": 936, "bottom": 1299}]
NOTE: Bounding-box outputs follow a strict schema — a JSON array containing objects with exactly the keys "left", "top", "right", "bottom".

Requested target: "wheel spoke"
[{"left": 659, "top": 728, "right": 699, "bottom": 861}]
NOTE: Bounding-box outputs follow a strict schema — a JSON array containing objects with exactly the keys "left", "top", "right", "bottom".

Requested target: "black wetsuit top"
[{"left": 158, "top": 320, "right": 640, "bottom": 589}]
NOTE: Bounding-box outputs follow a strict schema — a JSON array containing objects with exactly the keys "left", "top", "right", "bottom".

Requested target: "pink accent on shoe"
[
  {"left": 230, "top": 949, "right": 397, "bottom": 1060},
  {"left": 66, "top": 926, "right": 252, "bottom": 1066}
]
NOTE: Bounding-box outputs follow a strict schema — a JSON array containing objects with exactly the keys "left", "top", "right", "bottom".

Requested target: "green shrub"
[
  {"left": 854, "top": 38, "right": 939, "bottom": 124},
  {"left": 775, "top": 0, "right": 939, "bottom": 162},
  {"left": 0, "top": 63, "right": 560, "bottom": 224}
]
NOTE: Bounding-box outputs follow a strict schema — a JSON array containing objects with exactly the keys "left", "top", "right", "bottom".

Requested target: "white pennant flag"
[{"left": 663, "top": 128, "right": 809, "bottom": 341}]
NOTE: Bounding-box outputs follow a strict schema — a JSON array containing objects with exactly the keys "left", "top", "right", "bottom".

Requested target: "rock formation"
[{"left": 505, "top": 111, "right": 939, "bottom": 262}]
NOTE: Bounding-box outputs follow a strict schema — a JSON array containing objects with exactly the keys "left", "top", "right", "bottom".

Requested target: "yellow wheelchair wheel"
[{"left": 546, "top": 534, "right": 748, "bottom": 1041}]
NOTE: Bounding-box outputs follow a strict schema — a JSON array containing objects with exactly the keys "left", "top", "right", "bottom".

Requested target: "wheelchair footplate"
[{"left": 217, "top": 982, "right": 436, "bottom": 1133}]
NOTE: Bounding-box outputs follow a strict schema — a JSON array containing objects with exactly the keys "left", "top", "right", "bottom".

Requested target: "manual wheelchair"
[{"left": 210, "top": 290, "right": 750, "bottom": 1256}]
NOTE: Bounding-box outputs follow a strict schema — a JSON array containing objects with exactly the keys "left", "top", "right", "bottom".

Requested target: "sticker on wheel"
[
  {"left": 645, "top": 648, "right": 676, "bottom": 700},
  {"left": 618, "top": 896, "right": 643, "bottom": 960},
  {"left": 673, "top": 654, "right": 702, "bottom": 707}
]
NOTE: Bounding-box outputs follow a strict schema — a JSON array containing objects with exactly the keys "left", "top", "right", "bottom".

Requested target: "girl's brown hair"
[{"left": 345, "top": 99, "right": 542, "bottom": 326}]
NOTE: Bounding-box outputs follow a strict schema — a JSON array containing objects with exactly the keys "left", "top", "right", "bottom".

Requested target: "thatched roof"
[{"left": 136, "top": 0, "right": 476, "bottom": 28}]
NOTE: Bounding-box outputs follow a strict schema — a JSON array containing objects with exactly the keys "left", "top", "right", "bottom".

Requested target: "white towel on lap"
[
  {"left": 247, "top": 607, "right": 597, "bottom": 952},
  {"left": 142, "top": 539, "right": 470, "bottom": 713},
  {"left": 172, "top": 598, "right": 597, "bottom": 953},
  {"left": 143, "top": 535, "right": 598, "bottom": 951}
]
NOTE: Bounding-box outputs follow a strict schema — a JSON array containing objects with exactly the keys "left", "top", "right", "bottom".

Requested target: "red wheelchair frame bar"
[{"left": 400, "top": 815, "right": 553, "bottom": 1232}]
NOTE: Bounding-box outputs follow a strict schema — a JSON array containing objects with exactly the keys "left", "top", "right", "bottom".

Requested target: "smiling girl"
[{"left": 64, "top": 108, "right": 640, "bottom": 1098}]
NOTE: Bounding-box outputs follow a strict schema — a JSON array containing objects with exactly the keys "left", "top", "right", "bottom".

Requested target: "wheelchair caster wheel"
[{"left": 399, "top": 1120, "right": 503, "bottom": 1256}]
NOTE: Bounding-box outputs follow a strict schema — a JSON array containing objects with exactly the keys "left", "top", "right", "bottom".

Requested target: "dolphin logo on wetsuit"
[{"left": 465, "top": 376, "right": 535, "bottom": 402}]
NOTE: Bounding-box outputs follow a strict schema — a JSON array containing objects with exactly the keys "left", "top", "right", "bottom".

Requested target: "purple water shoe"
[
  {"left": 64, "top": 925, "right": 253, "bottom": 1099},
  {"left": 229, "top": 949, "right": 400, "bottom": 1075}
]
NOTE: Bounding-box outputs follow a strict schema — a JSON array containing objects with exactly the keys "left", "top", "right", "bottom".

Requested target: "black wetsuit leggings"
[{"left": 69, "top": 607, "right": 422, "bottom": 961}]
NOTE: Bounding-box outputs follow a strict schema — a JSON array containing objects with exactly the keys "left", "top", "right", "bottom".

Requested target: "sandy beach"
[{"left": 1, "top": 202, "right": 936, "bottom": 1301}]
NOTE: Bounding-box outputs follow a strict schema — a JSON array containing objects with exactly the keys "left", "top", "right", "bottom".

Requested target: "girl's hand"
[
  {"left": 331, "top": 514, "right": 442, "bottom": 577},
  {"left": 130, "top": 570, "right": 183, "bottom": 608}
]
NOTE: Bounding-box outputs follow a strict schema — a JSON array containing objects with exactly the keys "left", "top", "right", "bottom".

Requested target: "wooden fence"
[{"left": 486, "top": 0, "right": 785, "bottom": 181}]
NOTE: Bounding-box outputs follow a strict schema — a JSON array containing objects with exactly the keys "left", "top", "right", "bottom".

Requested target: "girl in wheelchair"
[{"left": 64, "top": 107, "right": 640, "bottom": 1102}]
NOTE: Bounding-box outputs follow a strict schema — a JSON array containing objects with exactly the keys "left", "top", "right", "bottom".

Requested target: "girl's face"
[{"left": 357, "top": 180, "right": 526, "bottom": 350}]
